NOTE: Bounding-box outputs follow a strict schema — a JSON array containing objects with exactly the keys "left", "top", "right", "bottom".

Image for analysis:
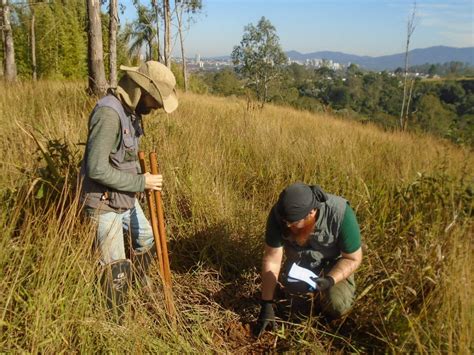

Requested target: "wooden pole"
[
  {"left": 149, "top": 152, "right": 172, "bottom": 285},
  {"left": 139, "top": 151, "right": 175, "bottom": 318},
  {"left": 138, "top": 151, "right": 165, "bottom": 276}
]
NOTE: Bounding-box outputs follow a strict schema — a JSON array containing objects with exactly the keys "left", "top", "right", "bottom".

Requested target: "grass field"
[{"left": 1, "top": 81, "right": 472, "bottom": 353}]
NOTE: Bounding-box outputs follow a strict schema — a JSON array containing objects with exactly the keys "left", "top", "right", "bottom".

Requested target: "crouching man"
[
  {"left": 254, "top": 182, "right": 363, "bottom": 337},
  {"left": 80, "top": 61, "right": 178, "bottom": 319}
]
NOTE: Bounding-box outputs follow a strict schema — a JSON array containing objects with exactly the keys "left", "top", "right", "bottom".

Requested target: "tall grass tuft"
[{"left": 1, "top": 81, "right": 472, "bottom": 352}]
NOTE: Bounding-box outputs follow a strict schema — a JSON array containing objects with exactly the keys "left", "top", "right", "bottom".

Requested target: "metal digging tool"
[{"left": 138, "top": 151, "right": 175, "bottom": 318}]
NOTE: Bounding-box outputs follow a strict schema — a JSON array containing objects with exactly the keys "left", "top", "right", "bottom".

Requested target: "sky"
[{"left": 120, "top": 0, "right": 474, "bottom": 58}]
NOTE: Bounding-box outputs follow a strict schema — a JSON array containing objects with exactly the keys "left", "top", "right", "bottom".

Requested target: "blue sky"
[{"left": 120, "top": 0, "right": 474, "bottom": 58}]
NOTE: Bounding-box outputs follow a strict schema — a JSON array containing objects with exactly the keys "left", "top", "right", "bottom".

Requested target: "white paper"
[{"left": 288, "top": 263, "right": 318, "bottom": 289}]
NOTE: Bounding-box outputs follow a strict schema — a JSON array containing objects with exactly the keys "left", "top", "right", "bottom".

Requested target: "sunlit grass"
[{"left": 0, "top": 81, "right": 472, "bottom": 352}]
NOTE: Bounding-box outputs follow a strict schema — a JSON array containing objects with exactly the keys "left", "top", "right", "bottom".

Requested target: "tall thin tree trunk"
[
  {"left": 399, "top": 1, "right": 416, "bottom": 130},
  {"left": 87, "top": 0, "right": 107, "bottom": 95},
  {"left": 399, "top": 39, "right": 409, "bottom": 129},
  {"left": 152, "top": 0, "right": 161, "bottom": 62},
  {"left": 262, "top": 76, "right": 268, "bottom": 108},
  {"left": 176, "top": 4, "right": 187, "bottom": 91},
  {"left": 163, "top": 0, "right": 171, "bottom": 68},
  {"left": 0, "top": 16, "right": 4, "bottom": 76},
  {"left": 179, "top": 31, "right": 187, "bottom": 91},
  {"left": 404, "top": 79, "right": 415, "bottom": 131},
  {"left": 1, "top": 0, "right": 17, "bottom": 82},
  {"left": 31, "top": 8, "right": 37, "bottom": 81},
  {"left": 109, "top": 0, "right": 118, "bottom": 87}
]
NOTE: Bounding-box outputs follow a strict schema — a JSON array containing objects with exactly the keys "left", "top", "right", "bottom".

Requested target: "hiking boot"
[
  {"left": 101, "top": 259, "right": 131, "bottom": 322},
  {"left": 132, "top": 244, "right": 157, "bottom": 288}
]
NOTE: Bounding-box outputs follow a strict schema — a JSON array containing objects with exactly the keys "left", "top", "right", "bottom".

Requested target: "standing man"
[
  {"left": 80, "top": 61, "right": 178, "bottom": 316},
  {"left": 254, "top": 182, "right": 363, "bottom": 336}
]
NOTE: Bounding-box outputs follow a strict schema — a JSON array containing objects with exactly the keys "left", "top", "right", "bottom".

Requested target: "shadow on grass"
[
  {"left": 169, "top": 221, "right": 260, "bottom": 278},
  {"left": 164, "top": 222, "right": 392, "bottom": 353},
  {"left": 168, "top": 221, "right": 261, "bottom": 320}
]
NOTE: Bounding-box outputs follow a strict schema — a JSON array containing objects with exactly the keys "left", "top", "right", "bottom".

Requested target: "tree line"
[
  {"left": 404, "top": 62, "right": 474, "bottom": 77},
  {"left": 0, "top": 0, "right": 202, "bottom": 93},
  {"left": 2, "top": 5, "right": 472, "bottom": 145},
  {"left": 195, "top": 63, "right": 473, "bottom": 145},
  {"left": 196, "top": 16, "right": 473, "bottom": 146}
]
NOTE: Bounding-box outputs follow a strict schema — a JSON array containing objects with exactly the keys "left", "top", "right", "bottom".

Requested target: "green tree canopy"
[
  {"left": 329, "top": 85, "right": 350, "bottom": 109},
  {"left": 212, "top": 68, "right": 242, "bottom": 96},
  {"left": 123, "top": 2, "right": 157, "bottom": 61},
  {"left": 231, "top": 16, "right": 287, "bottom": 106},
  {"left": 11, "top": 0, "right": 87, "bottom": 79},
  {"left": 415, "top": 94, "right": 456, "bottom": 135},
  {"left": 439, "top": 81, "right": 465, "bottom": 105}
]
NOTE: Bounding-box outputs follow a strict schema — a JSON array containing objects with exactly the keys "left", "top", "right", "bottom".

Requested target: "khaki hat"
[{"left": 120, "top": 61, "right": 178, "bottom": 113}]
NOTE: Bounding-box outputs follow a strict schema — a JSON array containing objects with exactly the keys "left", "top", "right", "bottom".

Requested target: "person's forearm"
[
  {"left": 327, "top": 256, "right": 361, "bottom": 284},
  {"left": 260, "top": 246, "right": 282, "bottom": 301},
  {"left": 88, "top": 156, "right": 144, "bottom": 192},
  {"left": 261, "top": 265, "right": 279, "bottom": 301}
]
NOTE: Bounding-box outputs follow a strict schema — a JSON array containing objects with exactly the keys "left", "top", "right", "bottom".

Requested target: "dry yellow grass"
[{"left": 0, "top": 81, "right": 472, "bottom": 353}]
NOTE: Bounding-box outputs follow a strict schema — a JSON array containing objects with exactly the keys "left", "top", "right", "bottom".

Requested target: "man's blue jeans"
[{"left": 87, "top": 200, "right": 154, "bottom": 265}]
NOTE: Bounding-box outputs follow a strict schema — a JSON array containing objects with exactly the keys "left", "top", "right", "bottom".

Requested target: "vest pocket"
[
  {"left": 124, "top": 150, "right": 137, "bottom": 162},
  {"left": 123, "top": 136, "right": 137, "bottom": 162}
]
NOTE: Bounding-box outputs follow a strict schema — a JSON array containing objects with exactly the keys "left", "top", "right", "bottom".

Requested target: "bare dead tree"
[
  {"left": 404, "top": 79, "right": 415, "bottom": 130},
  {"left": 109, "top": 0, "right": 118, "bottom": 87},
  {"left": 1, "top": 0, "right": 17, "bottom": 82},
  {"left": 399, "top": 1, "right": 417, "bottom": 130},
  {"left": 163, "top": 0, "right": 171, "bottom": 68},
  {"left": 87, "top": 0, "right": 108, "bottom": 95}
]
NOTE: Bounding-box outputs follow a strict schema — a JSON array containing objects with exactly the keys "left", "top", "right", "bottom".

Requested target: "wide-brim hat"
[{"left": 120, "top": 61, "right": 178, "bottom": 113}]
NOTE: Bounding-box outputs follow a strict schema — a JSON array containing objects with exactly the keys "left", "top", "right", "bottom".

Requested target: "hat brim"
[
  {"left": 120, "top": 65, "right": 178, "bottom": 113},
  {"left": 162, "top": 89, "right": 178, "bottom": 113}
]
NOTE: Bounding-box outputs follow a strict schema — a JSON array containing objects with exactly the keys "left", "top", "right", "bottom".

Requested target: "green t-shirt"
[{"left": 265, "top": 203, "right": 361, "bottom": 254}]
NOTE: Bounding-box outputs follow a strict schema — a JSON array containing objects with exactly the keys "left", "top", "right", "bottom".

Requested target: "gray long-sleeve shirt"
[{"left": 86, "top": 107, "right": 145, "bottom": 193}]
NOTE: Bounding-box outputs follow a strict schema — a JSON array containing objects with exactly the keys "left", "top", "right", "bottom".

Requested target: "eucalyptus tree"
[
  {"left": 86, "top": 0, "right": 107, "bottom": 95},
  {"left": 109, "top": 0, "right": 118, "bottom": 86},
  {"left": 232, "top": 17, "right": 287, "bottom": 107},
  {"left": 175, "top": 0, "right": 202, "bottom": 91},
  {"left": 163, "top": 0, "right": 170, "bottom": 67},
  {"left": 1, "top": 0, "right": 17, "bottom": 82}
]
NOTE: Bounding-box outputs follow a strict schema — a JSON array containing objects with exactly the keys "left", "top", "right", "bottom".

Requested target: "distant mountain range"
[
  {"left": 208, "top": 46, "right": 474, "bottom": 71},
  {"left": 286, "top": 46, "right": 473, "bottom": 71}
]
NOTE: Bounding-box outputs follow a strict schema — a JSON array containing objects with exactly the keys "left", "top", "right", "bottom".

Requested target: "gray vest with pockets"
[
  {"left": 282, "top": 193, "right": 348, "bottom": 275},
  {"left": 80, "top": 94, "right": 142, "bottom": 211}
]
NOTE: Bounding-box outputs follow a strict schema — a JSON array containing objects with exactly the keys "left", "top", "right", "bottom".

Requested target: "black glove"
[
  {"left": 311, "top": 276, "right": 335, "bottom": 291},
  {"left": 253, "top": 300, "right": 276, "bottom": 338}
]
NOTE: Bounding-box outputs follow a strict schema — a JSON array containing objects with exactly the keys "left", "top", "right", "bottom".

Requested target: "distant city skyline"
[{"left": 120, "top": 0, "right": 474, "bottom": 58}]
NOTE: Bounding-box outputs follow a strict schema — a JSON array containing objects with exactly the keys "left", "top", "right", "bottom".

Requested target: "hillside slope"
[{"left": 1, "top": 83, "right": 472, "bottom": 353}]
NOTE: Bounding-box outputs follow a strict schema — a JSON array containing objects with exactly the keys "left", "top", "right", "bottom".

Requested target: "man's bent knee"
[
  {"left": 322, "top": 276, "right": 356, "bottom": 319},
  {"left": 322, "top": 294, "right": 353, "bottom": 319}
]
